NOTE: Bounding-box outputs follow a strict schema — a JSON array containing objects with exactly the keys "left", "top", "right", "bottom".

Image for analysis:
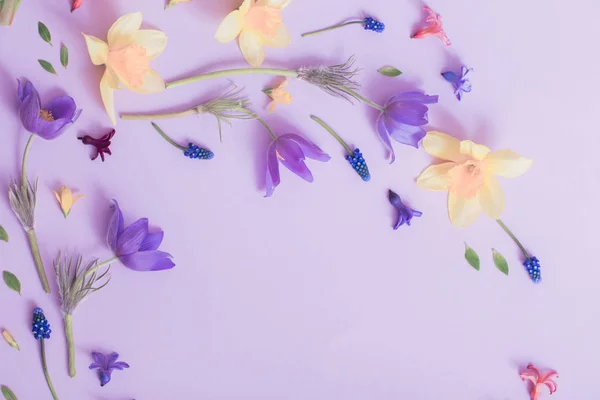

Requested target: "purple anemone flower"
[
  {"left": 89, "top": 352, "right": 130, "bottom": 387},
  {"left": 107, "top": 200, "right": 175, "bottom": 271},
  {"left": 265, "top": 134, "right": 331, "bottom": 197},
  {"left": 376, "top": 91, "right": 438, "bottom": 162},
  {"left": 388, "top": 189, "right": 422, "bottom": 229},
  {"left": 442, "top": 66, "right": 473, "bottom": 101},
  {"left": 17, "top": 79, "right": 81, "bottom": 140}
]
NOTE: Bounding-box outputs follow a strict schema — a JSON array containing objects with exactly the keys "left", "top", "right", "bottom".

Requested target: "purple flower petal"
[
  {"left": 111, "top": 361, "right": 130, "bottom": 370},
  {"left": 46, "top": 96, "right": 76, "bottom": 120},
  {"left": 385, "top": 117, "right": 426, "bottom": 148},
  {"left": 387, "top": 91, "right": 439, "bottom": 105},
  {"left": 119, "top": 250, "right": 175, "bottom": 271},
  {"left": 376, "top": 113, "right": 396, "bottom": 163},
  {"left": 139, "top": 231, "right": 164, "bottom": 252},
  {"left": 386, "top": 101, "right": 429, "bottom": 126},
  {"left": 72, "top": 108, "right": 83, "bottom": 122},
  {"left": 17, "top": 80, "right": 36, "bottom": 103},
  {"left": 36, "top": 118, "right": 73, "bottom": 140},
  {"left": 89, "top": 363, "right": 101, "bottom": 369},
  {"left": 92, "top": 352, "right": 105, "bottom": 366},
  {"left": 99, "top": 370, "right": 112, "bottom": 386},
  {"left": 106, "top": 352, "right": 119, "bottom": 366},
  {"left": 265, "top": 140, "right": 280, "bottom": 197},
  {"left": 107, "top": 200, "right": 124, "bottom": 253},
  {"left": 19, "top": 91, "right": 41, "bottom": 133},
  {"left": 284, "top": 134, "right": 331, "bottom": 162},
  {"left": 116, "top": 218, "right": 149, "bottom": 256},
  {"left": 442, "top": 71, "right": 460, "bottom": 84},
  {"left": 276, "top": 138, "right": 313, "bottom": 182}
]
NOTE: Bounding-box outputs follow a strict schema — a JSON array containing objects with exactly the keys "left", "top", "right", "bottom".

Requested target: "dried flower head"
[
  {"left": 297, "top": 56, "right": 361, "bottom": 101},
  {"left": 8, "top": 180, "right": 37, "bottom": 231},
  {"left": 196, "top": 87, "right": 254, "bottom": 141}
]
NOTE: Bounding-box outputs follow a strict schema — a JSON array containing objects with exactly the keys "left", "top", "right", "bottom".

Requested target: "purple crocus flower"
[
  {"left": 376, "top": 91, "right": 438, "bottom": 162},
  {"left": 265, "top": 134, "right": 331, "bottom": 197},
  {"left": 89, "top": 352, "right": 130, "bottom": 387},
  {"left": 107, "top": 200, "right": 175, "bottom": 271},
  {"left": 442, "top": 66, "right": 473, "bottom": 101},
  {"left": 388, "top": 189, "right": 422, "bottom": 229},
  {"left": 17, "top": 79, "right": 81, "bottom": 140}
]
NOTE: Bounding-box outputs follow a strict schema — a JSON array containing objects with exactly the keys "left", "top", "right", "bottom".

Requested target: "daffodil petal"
[
  {"left": 239, "top": 0, "right": 252, "bottom": 14},
  {"left": 215, "top": 10, "right": 244, "bottom": 43},
  {"left": 257, "top": 0, "right": 290, "bottom": 9},
  {"left": 82, "top": 34, "right": 108, "bottom": 65},
  {"left": 416, "top": 162, "right": 455, "bottom": 191},
  {"left": 100, "top": 69, "right": 119, "bottom": 125},
  {"left": 448, "top": 192, "right": 481, "bottom": 228},
  {"left": 460, "top": 140, "right": 491, "bottom": 161},
  {"left": 128, "top": 68, "right": 165, "bottom": 94},
  {"left": 239, "top": 29, "right": 265, "bottom": 67},
  {"left": 478, "top": 176, "right": 506, "bottom": 219},
  {"left": 485, "top": 150, "right": 533, "bottom": 178},
  {"left": 107, "top": 12, "right": 142, "bottom": 50},
  {"left": 422, "top": 131, "right": 463, "bottom": 162},
  {"left": 264, "top": 23, "right": 290, "bottom": 48},
  {"left": 134, "top": 30, "right": 167, "bottom": 59}
]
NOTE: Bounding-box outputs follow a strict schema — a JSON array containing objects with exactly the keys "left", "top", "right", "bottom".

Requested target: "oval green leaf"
[
  {"left": 464, "top": 243, "right": 480, "bottom": 271},
  {"left": 492, "top": 249, "right": 509, "bottom": 275},
  {"left": 378, "top": 66, "right": 402, "bottom": 77},
  {"left": 3, "top": 271, "right": 21, "bottom": 295},
  {"left": 0, "top": 226, "right": 7, "bottom": 242},
  {"left": 60, "top": 44, "right": 69, "bottom": 68},
  {"left": 38, "top": 59, "right": 57, "bottom": 75},
  {"left": 38, "top": 21, "right": 52, "bottom": 46},
  {"left": 1, "top": 385, "right": 18, "bottom": 400}
]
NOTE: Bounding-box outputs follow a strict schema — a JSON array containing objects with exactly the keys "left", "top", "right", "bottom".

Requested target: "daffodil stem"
[
  {"left": 27, "top": 229, "right": 50, "bottom": 293},
  {"left": 496, "top": 219, "right": 530, "bottom": 259},
  {"left": 310, "top": 115, "right": 352, "bottom": 154},
  {"left": 151, "top": 123, "right": 187, "bottom": 151},
  {"left": 301, "top": 20, "right": 364, "bottom": 37},
  {"left": 165, "top": 68, "right": 299, "bottom": 90},
  {"left": 121, "top": 109, "right": 197, "bottom": 120},
  {"left": 21, "top": 134, "right": 35, "bottom": 188},
  {"left": 84, "top": 257, "right": 118, "bottom": 280},
  {"left": 340, "top": 88, "right": 386, "bottom": 111},
  {"left": 65, "top": 313, "right": 76, "bottom": 378},
  {"left": 40, "top": 339, "right": 59, "bottom": 400},
  {"left": 237, "top": 108, "right": 277, "bottom": 140}
]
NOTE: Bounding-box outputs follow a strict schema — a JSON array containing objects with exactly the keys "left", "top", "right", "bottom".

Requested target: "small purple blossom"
[
  {"left": 265, "top": 134, "right": 331, "bottom": 197},
  {"left": 441, "top": 66, "right": 473, "bottom": 101},
  {"left": 376, "top": 92, "right": 438, "bottom": 163},
  {"left": 107, "top": 200, "right": 175, "bottom": 271},
  {"left": 78, "top": 129, "right": 115, "bottom": 161},
  {"left": 17, "top": 79, "right": 81, "bottom": 140},
  {"left": 388, "top": 189, "right": 422, "bottom": 229},
  {"left": 89, "top": 352, "right": 130, "bottom": 387}
]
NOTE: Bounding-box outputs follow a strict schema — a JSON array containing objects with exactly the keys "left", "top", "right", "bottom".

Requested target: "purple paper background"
[{"left": 0, "top": 0, "right": 598, "bottom": 399}]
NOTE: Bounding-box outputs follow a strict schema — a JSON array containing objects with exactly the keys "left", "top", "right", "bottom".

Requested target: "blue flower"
[
  {"left": 523, "top": 256, "right": 541, "bottom": 284},
  {"left": 364, "top": 17, "right": 385, "bottom": 33},
  {"left": 441, "top": 66, "right": 473, "bottom": 101},
  {"left": 345, "top": 148, "right": 371, "bottom": 181},
  {"left": 89, "top": 352, "right": 130, "bottom": 387},
  {"left": 32, "top": 308, "right": 51, "bottom": 340},
  {"left": 388, "top": 190, "right": 422, "bottom": 229},
  {"left": 184, "top": 143, "right": 214, "bottom": 160}
]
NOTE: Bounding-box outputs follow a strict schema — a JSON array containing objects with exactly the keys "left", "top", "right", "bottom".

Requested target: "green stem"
[
  {"left": 40, "top": 339, "right": 59, "bottom": 400},
  {"left": 165, "top": 68, "right": 299, "bottom": 90},
  {"left": 84, "top": 257, "right": 118, "bottom": 280},
  {"left": 310, "top": 115, "right": 352, "bottom": 154},
  {"left": 151, "top": 123, "right": 187, "bottom": 151},
  {"left": 21, "top": 134, "right": 35, "bottom": 188},
  {"left": 65, "top": 314, "right": 75, "bottom": 378},
  {"left": 496, "top": 219, "right": 530, "bottom": 259},
  {"left": 301, "top": 20, "right": 364, "bottom": 38},
  {"left": 121, "top": 109, "right": 197, "bottom": 121},
  {"left": 27, "top": 229, "right": 50, "bottom": 293},
  {"left": 340, "top": 88, "right": 386, "bottom": 111},
  {"left": 238, "top": 109, "right": 277, "bottom": 140}
]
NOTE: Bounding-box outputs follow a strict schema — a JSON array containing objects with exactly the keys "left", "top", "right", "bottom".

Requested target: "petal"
[
  {"left": 100, "top": 370, "right": 112, "bottom": 386},
  {"left": 386, "top": 101, "right": 429, "bottom": 126},
  {"left": 91, "top": 352, "right": 105, "bottom": 367},
  {"left": 416, "top": 162, "right": 455, "bottom": 191},
  {"left": 284, "top": 134, "right": 330, "bottom": 162},
  {"left": 477, "top": 175, "right": 505, "bottom": 219},
  {"left": 257, "top": 0, "right": 290, "bottom": 9},
  {"left": 139, "top": 231, "right": 164, "bottom": 252},
  {"left": 376, "top": 113, "right": 395, "bottom": 163},
  {"left": 46, "top": 96, "right": 76, "bottom": 120},
  {"left": 72, "top": 194, "right": 84, "bottom": 206},
  {"left": 239, "top": 29, "right": 265, "bottom": 67},
  {"left": 53, "top": 190, "right": 61, "bottom": 205},
  {"left": 116, "top": 218, "right": 149, "bottom": 256},
  {"left": 119, "top": 251, "right": 175, "bottom": 271},
  {"left": 106, "top": 352, "right": 119, "bottom": 366},
  {"left": 387, "top": 91, "right": 439, "bottom": 105},
  {"left": 134, "top": 30, "right": 167, "bottom": 59},
  {"left": 100, "top": 69, "right": 119, "bottom": 125},
  {"left": 386, "top": 118, "right": 426, "bottom": 148},
  {"left": 422, "top": 131, "right": 463, "bottom": 162},
  {"left": 520, "top": 372, "right": 538, "bottom": 384},
  {"left": 111, "top": 361, "right": 130, "bottom": 370},
  {"left": 36, "top": 118, "right": 72, "bottom": 140},
  {"left": 263, "top": 23, "right": 290, "bottom": 48},
  {"left": 19, "top": 91, "right": 42, "bottom": 133},
  {"left": 276, "top": 138, "right": 314, "bottom": 182},
  {"left": 107, "top": 200, "right": 124, "bottom": 253},
  {"left": 460, "top": 140, "right": 490, "bottom": 161},
  {"left": 239, "top": 0, "right": 252, "bottom": 14},
  {"left": 448, "top": 192, "right": 481, "bottom": 228},
  {"left": 107, "top": 12, "right": 142, "bottom": 50},
  {"left": 88, "top": 363, "right": 100, "bottom": 370},
  {"left": 442, "top": 71, "right": 460, "bottom": 84},
  {"left": 17, "top": 80, "right": 36, "bottom": 102},
  {"left": 265, "top": 140, "right": 280, "bottom": 197},
  {"left": 127, "top": 68, "right": 165, "bottom": 94},
  {"left": 215, "top": 10, "right": 244, "bottom": 43},
  {"left": 485, "top": 150, "right": 533, "bottom": 178},
  {"left": 82, "top": 34, "right": 109, "bottom": 65}
]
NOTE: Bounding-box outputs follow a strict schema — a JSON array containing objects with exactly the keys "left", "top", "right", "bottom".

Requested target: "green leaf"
[
  {"left": 0, "top": 226, "right": 7, "bottom": 242},
  {"left": 492, "top": 249, "right": 509, "bottom": 275},
  {"left": 38, "top": 21, "right": 52, "bottom": 46},
  {"left": 38, "top": 59, "right": 57, "bottom": 75},
  {"left": 60, "top": 44, "right": 69, "bottom": 68},
  {"left": 1, "top": 385, "right": 18, "bottom": 400},
  {"left": 3, "top": 271, "right": 21, "bottom": 295},
  {"left": 378, "top": 66, "right": 402, "bottom": 77},
  {"left": 464, "top": 243, "right": 480, "bottom": 271}
]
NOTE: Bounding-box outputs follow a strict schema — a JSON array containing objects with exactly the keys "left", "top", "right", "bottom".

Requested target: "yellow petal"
[
  {"left": 416, "top": 162, "right": 455, "bottom": 191},
  {"left": 53, "top": 190, "right": 61, "bottom": 205},
  {"left": 268, "top": 101, "right": 276, "bottom": 113},
  {"left": 72, "top": 194, "right": 85, "bottom": 206},
  {"left": 485, "top": 150, "right": 533, "bottom": 178},
  {"left": 127, "top": 68, "right": 165, "bottom": 94},
  {"left": 478, "top": 175, "right": 506, "bottom": 219},
  {"left": 239, "top": 29, "right": 265, "bottom": 66},
  {"left": 100, "top": 68, "right": 119, "bottom": 125},
  {"left": 422, "top": 131, "right": 463, "bottom": 162},
  {"left": 82, "top": 34, "right": 108, "bottom": 65},
  {"left": 263, "top": 23, "right": 290, "bottom": 48},
  {"left": 2, "top": 330, "right": 19, "bottom": 350},
  {"left": 239, "top": 0, "right": 253, "bottom": 14},
  {"left": 215, "top": 10, "right": 244, "bottom": 43},
  {"left": 448, "top": 192, "right": 481, "bottom": 228},
  {"left": 460, "top": 140, "right": 491, "bottom": 161},
  {"left": 134, "top": 30, "right": 167, "bottom": 59},
  {"left": 257, "top": 0, "right": 291, "bottom": 9},
  {"left": 60, "top": 186, "right": 73, "bottom": 209},
  {"left": 107, "top": 12, "right": 142, "bottom": 50}
]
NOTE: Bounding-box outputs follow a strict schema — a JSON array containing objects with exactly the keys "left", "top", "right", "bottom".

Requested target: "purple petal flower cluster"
[
  {"left": 441, "top": 66, "right": 473, "bottom": 101},
  {"left": 388, "top": 190, "right": 422, "bottom": 229},
  {"left": 89, "top": 352, "right": 130, "bottom": 387}
]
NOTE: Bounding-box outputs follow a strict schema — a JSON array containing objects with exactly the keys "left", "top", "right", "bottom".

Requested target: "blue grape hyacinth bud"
[
  {"left": 523, "top": 256, "right": 541, "bottom": 283},
  {"left": 32, "top": 307, "right": 51, "bottom": 340},
  {"left": 364, "top": 17, "right": 385, "bottom": 33},
  {"left": 184, "top": 143, "right": 214, "bottom": 160},
  {"left": 345, "top": 148, "right": 371, "bottom": 181}
]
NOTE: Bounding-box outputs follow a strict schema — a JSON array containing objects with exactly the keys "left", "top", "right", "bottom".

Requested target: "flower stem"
[
  {"left": 496, "top": 219, "right": 530, "bottom": 259},
  {"left": 340, "top": 88, "right": 386, "bottom": 111},
  {"left": 237, "top": 109, "right": 277, "bottom": 140},
  {"left": 27, "top": 229, "right": 50, "bottom": 293},
  {"left": 40, "top": 339, "right": 59, "bottom": 400},
  {"left": 301, "top": 20, "right": 364, "bottom": 38},
  {"left": 121, "top": 109, "right": 197, "bottom": 120},
  {"left": 84, "top": 256, "right": 118, "bottom": 280},
  {"left": 310, "top": 115, "right": 352, "bottom": 154},
  {"left": 165, "top": 68, "right": 299, "bottom": 90},
  {"left": 151, "top": 123, "right": 187, "bottom": 151},
  {"left": 65, "top": 313, "right": 76, "bottom": 378},
  {"left": 21, "top": 134, "right": 35, "bottom": 188}
]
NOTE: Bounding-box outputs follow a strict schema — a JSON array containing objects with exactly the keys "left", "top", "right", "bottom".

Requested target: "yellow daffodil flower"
[
  {"left": 416, "top": 132, "right": 533, "bottom": 227},
  {"left": 165, "top": 0, "right": 191, "bottom": 9},
  {"left": 266, "top": 79, "right": 292, "bottom": 113},
  {"left": 53, "top": 186, "right": 84, "bottom": 218},
  {"left": 83, "top": 12, "right": 167, "bottom": 125},
  {"left": 215, "top": 0, "right": 291, "bottom": 67}
]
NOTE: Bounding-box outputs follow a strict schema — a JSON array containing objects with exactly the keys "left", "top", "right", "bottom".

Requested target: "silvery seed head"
[
  {"left": 297, "top": 56, "right": 361, "bottom": 101},
  {"left": 8, "top": 179, "right": 37, "bottom": 231}
]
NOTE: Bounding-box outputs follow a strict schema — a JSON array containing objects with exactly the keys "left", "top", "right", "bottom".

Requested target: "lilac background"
[{"left": 0, "top": 0, "right": 598, "bottom": 399}]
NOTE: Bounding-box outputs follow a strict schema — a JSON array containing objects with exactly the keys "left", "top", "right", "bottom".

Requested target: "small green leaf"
[
  {"left": 1, "top": 385, "right": 18, "bottom": 400},
  {"left": 38, "top": 22, "right": 52, "bottom": 46},
  {"left": 492, "top": 249, "right": 509, "bottom": 275},
  {"left": 464, "top": 243, "right": 480, "bottom": 271},
  {"left": 378, "top": 66, "right": 402, "bottom": 77},
  {"left": 2, "top": 330, "right": 19, "bottom": 351},
  {"left": 38, "top": 59, "right": 57, "bottom": 75},
  {"left": 0, "top": 226, "right": 7, "bottom": 242},
  {"left": 262, "top": 88, "right": 273, "bottom": 96},
  {"left": 3, "top": 271, "right": 21, "bottom": 295},
  {"left": 60, "top": 44, "right": 69, "bottom": 68}
]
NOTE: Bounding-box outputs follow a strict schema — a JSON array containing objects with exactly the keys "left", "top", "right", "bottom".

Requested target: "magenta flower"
[
  {"left": 78, "top": 129, "right": 115, "bottom": 161},
  {"left": 376, "top": 92, "right": 438, "bottom": 162},
  {"left": 107, "top": 200, "right": 175, "bottom": 271},
  {"left": 442, "top": 66, "right": 473, "bottom": 101},
  {"left": 89, "top": 352, "right": 129, "bottom": 387},
  {"left": 411, "top": 6, "right": 451, "bottom": 46},
  {"left": 265, "top": 134, "right": 331, "bottom": 197},
  {"left": 17, "top": 79, "right": 81, "bottom": 140}
]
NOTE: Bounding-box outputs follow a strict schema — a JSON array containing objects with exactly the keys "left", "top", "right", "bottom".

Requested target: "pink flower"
[
  {"left": 411, "top": 6, "right": 451, "bottom": 46},
  {"left": 520, "top": 364, "right": 558, "bottom": 400}
]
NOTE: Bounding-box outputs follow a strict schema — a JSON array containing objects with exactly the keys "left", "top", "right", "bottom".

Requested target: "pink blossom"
[
  {"left": 411, "top": 6, "right": 451, "bottom": 46},
  {"left": 520, "top": 364, "right": 559, "bottom": 400}
]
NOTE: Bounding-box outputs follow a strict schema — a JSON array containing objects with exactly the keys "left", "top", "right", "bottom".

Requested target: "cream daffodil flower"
[
  {"left": 215, "top": 0, "right": 291, "bottom": 67},
  {"left": 416, "top": 132, "right": 533, "bottom": 227},
  {"left": 83, "top": 12, "right": 167, "bottom": 125},
  {"left": 53, "top": 186, "right": 84, "bottom": 218}
]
